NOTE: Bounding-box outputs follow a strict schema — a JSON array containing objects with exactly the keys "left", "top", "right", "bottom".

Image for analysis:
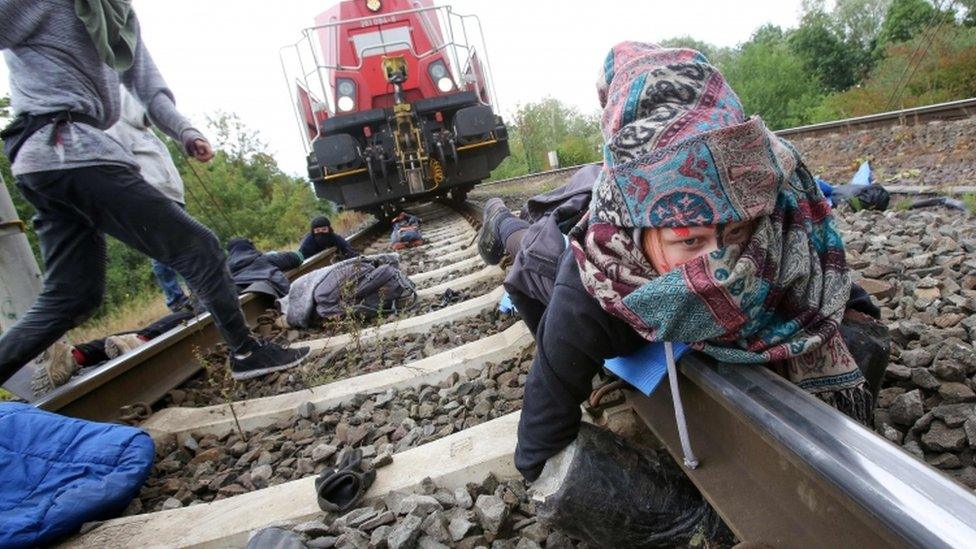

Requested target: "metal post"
[{"left": 0, "top": 171, "right": 42, "bottom": 398}]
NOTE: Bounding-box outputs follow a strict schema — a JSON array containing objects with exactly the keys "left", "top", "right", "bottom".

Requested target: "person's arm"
[
  {"left": 0, "top": 1, "right": 43, "bottom": 50},
  {"left": 515, "top": 256, "right": 643, "bottom": 481},
  {"left": 120, "top": 19, "right": 210, "bottom": 160},
  {"left": 298, "top": 234, "right": 318, "bottom": 260},
  {"left": 334, "top": 235, "right": 358, "bottom": 258}
]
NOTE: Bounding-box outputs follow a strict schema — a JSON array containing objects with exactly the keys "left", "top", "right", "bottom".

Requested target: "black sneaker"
[
  {"left": 477, "top": 198, "right": 509, "bottom": 265},
  {"left": 230, "top": 340, "right": 310, "bottom": 380}
]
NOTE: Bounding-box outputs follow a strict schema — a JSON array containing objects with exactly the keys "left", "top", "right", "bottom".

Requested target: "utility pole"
[{"left": 0, "top": 170, "right": 43, "bottom": 398}]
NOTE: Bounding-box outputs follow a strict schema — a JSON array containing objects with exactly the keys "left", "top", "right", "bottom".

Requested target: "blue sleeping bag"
[{"left": 0, "top": 403, "right": 155, "bottom": 548}]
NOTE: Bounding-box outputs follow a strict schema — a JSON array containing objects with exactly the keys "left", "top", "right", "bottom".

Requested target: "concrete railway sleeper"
[
  {"left": 130, "top": 350, "right": 533, "bottom": 514},
  {"left": 165, "top": 296, "right": 518, "bottom": 406},
  {"left": 33, "top": 202, "right": 482, "bottom": 423},
  {"left": 38, "top": 156, "right": 976, "bottom": 547}
]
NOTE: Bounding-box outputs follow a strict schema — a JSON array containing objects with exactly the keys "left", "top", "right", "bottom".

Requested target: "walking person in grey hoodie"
[
  {"left": 0, "top": 0, "right": 309, "bottom": 390},
  {"left": 106, "top": 86, "right": 195, "bottom": 314}
]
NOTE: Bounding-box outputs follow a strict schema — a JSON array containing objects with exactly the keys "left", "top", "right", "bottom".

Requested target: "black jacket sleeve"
[
  {"left": 334, "top": 235, "right": 358, "bottom": 259},
  {"left": 515, "top": 252, "right": 644, "bottom": 481},
  {"left": 298, "top": 234, "right": 319, "bottom": 260}
]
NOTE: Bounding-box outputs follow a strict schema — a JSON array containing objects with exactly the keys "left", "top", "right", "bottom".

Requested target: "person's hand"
[{"left": 190, "top": 138, "right": 214, "bottom": 162}]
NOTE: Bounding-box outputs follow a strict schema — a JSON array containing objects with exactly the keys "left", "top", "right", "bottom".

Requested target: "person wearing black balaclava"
[{"left": 298, "top": 216, "right": 358, "bottom": 261}]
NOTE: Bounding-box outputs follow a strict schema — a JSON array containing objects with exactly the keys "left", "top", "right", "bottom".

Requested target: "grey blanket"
[{"left": 279, "top": 253, "right": 402, "bottom": 328}]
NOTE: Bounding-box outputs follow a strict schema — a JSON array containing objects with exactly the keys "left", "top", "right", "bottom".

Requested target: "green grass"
[{"left": 964, "top": 193, "right": 976, "bottom": 214}]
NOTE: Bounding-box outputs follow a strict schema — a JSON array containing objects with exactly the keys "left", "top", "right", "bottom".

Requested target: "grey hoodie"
[
  {"left": 0, "top": 0, "right": 203, "bottom": 176},
  {"left": 106, "top": 87, "right": 186, "bottom": 204}
]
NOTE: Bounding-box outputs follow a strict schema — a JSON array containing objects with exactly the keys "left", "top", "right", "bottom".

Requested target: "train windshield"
[{"left": 351, "top": 26, "right": 413, "bottom": 60}]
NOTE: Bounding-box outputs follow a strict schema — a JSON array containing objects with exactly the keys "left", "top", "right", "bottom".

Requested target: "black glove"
[{"left": 314, "top": 448, "right": 377, "bottom": 512}]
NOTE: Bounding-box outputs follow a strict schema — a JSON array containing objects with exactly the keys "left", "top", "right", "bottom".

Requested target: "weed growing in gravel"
[
  {"left": 196, "top": 347, "right": 247, "bottom": 441},
  {"left": 893, "top": 199, "right": 913, "bottom": 212},
  {"left": 964, "top": 193, "right": 976, "bottom": 214}
]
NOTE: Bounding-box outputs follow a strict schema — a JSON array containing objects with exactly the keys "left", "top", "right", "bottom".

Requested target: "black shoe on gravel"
[
  {"left": 478, "top": 198, "right": 509, "bottom": 265},
  {"left": 231, "top": 340, "right": 309, "bottom": 381}
]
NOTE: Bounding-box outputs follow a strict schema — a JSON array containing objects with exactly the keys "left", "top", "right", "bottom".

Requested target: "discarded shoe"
[
  {"left": 246, "top": 526, "right": 308, "bottom": 549},
  {"left": 314, "top": 448, "right": 376, "bottom": 512},
  {"left": 30, "top": 338, "right": 78, "bottom": 397},
  {"left": 230, "top": 340, "right": 309, "bottom": 380},
  {"left": 105, "top": 333, "right": 147, "bottom": 359},
  {"left": 477, "top": 197, "right": 508, "bottom": 265}
]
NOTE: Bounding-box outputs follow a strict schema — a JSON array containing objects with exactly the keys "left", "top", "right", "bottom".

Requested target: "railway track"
[{"left": 47, "top": 100, "right": 976, "bottom": 547}]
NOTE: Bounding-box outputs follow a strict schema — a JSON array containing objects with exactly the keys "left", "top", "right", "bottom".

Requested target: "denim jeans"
[
  {"left": 151, "top": 259, "right": 188, "bottom": 311},
  {"left": 0, "top": 165, "right": 252, "bottom": 384}
]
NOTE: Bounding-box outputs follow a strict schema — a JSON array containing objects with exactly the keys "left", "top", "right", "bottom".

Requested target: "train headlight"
[
  {"left": 337, "top": 96, "right": 355, "bottom": 112},
  {"left": 428, "top": 60, "right": 454, "bottom": 93},
  {"left": 336, "top": 78, "right": 356, "bottom": 112},
  {"left": 429, "top": 62, "right": 447, "bottom": 80}
]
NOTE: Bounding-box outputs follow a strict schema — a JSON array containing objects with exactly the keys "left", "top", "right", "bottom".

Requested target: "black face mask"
[{"left": 312, "top": 228, "right": 334, "bottom": 248}]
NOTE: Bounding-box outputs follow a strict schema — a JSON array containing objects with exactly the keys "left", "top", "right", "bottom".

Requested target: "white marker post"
[{"left": 0, "top": 171, "right": 43, "bottom": 398}]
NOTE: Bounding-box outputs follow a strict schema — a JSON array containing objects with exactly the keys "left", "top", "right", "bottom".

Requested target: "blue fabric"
[
  {"left": 499, "top": 291, "right": 516, "bottom": 314},
  {"left": 816, "top": 177, "right": 834, "bottom": 206},
  {"left": 604, "top": 342, "right": 690, "bottom": 396},
  {"left": 849, "top": 161, "right": 873, "bottom": 186},
  {"left": 0, "top": 403, "right": 155, "bottom": 548},
  {"left": 151, "top": 259, "right": 187, "bottom": 310},
  {"left": 391, "top": 229, "right": 423, "bottom": 244}
]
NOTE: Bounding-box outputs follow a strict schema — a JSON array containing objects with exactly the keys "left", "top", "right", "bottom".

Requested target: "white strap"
[{"left": 665, "top": 341, "right": 699, "bottom": 469}]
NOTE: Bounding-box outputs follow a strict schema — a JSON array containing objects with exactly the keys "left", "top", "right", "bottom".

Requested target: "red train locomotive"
[{"left": 282, "top": 0, "right": 510, "bottom": 217}]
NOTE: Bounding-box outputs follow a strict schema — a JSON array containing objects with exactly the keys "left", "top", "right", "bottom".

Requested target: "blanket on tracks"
[
  {"left": 0, "top": 402, "right": 154, "bottom": 548},
  {"left": 280, "top": 253, "right": 416, "bottom": 327}
]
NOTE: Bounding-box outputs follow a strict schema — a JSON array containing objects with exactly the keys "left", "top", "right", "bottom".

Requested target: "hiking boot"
[
  {"left": 105, "top": 333, "right": 147, "bottom": 359},
  {"left": 30, "top": 338, "right": 78, "bottom": 397},
  {"left": 477, "top": 198, "right": 508, "bottom": 265},
  {"left": 230, "top": 340, "right": 310, "bottom": 380}
]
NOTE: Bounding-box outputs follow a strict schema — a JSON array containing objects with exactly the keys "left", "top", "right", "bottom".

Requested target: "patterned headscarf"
[{"left": 573, "top": 42, "right": 871, "bottom": 422}]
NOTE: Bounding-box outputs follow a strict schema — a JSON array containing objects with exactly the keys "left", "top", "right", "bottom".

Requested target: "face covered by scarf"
[{"left": 572, "top": 42, "right": 871, "bottom": 422}]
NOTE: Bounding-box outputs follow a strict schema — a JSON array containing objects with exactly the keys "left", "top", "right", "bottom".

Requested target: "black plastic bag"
[
  {"left": 533, "top": 423, "right": 733, "bottom": 548},
  {"left": 831, "top": 184, "right": 890, "bottom": 211}
]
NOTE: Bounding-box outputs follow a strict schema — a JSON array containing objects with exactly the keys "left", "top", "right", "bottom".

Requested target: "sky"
[{"left": 0, "top": 0, "right": 807, "bottom": 175}]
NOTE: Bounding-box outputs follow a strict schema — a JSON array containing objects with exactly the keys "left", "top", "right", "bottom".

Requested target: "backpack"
[{"left": 313, "top": 259, "right": 417, "bottom": 319}]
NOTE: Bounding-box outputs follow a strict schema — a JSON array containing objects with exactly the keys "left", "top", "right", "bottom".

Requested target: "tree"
[
  {"left": 722, "top": 31, "right": 824, "bottom": 129},
  {"left": 833, "top": 0, "right": 893, "bottom": 48},
  {"left": 877, "top": 0, "right": 950, "bottom": 48},
  {"left": 659, "top": 36, "right": 732, "bottom": 66},
  {"left": 811, "top": 23, "right": 976, "bottom": 119},
  {"left": 488, "top": 98, "right": 600, "bottom": 180},
  {"left": 788, "top": 10, "right": 862, "bottom": 92}
]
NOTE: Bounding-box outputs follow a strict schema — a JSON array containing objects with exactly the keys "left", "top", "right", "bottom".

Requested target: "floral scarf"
[{"left": 573, "top": 43, "right": 872, "bottom": 422}]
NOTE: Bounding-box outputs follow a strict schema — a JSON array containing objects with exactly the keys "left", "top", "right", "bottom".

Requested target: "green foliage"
[
  {"left": 659, "top": 36, "right": 733, "bottom": 66},
  {"left": 877, "top": 0, "right": 949, "bottom": 48},
  {"left": 788, "top": 10, "right": 862, "bottom": 92},
  {"left": 812, "top": 23, "right": 976, "bottom": 119},
  {"left": 721, "top": 30, "right": 824, "bottom": 129},
  {"left": 489, "top": 97, "right": 600, "bottom": 180}
]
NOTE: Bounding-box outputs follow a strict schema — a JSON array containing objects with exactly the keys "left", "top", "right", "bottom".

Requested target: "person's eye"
[{"left": 681, "top": 238, "right": 700, "bottom": 247}]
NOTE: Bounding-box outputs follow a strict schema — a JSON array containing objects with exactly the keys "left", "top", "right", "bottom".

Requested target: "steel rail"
[
  {"left": 629, "top": 355, "right": 976, "bottom": 548},
  {"left": 775, "top": 96, "right": 976, "bottom": 138},
  {"left": 477, "top": 96, "right": 976, "bottom": 190},
  {"left": 33, "top": 220, "right": 386, "bottom": 422}
]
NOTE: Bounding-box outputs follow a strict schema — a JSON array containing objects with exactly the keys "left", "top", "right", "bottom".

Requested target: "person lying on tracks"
[
  {"left": 299, "top": 215, "right": 359, "bottom": 261},
  {"left": 0, "top": 0, "right": 309, "bottom": 388},
  {"left": 473, "top": 42, "right": 887, "bottom": 483},
  {"left": 389, "top": 211, "right": 424, "bottom": 250}
]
